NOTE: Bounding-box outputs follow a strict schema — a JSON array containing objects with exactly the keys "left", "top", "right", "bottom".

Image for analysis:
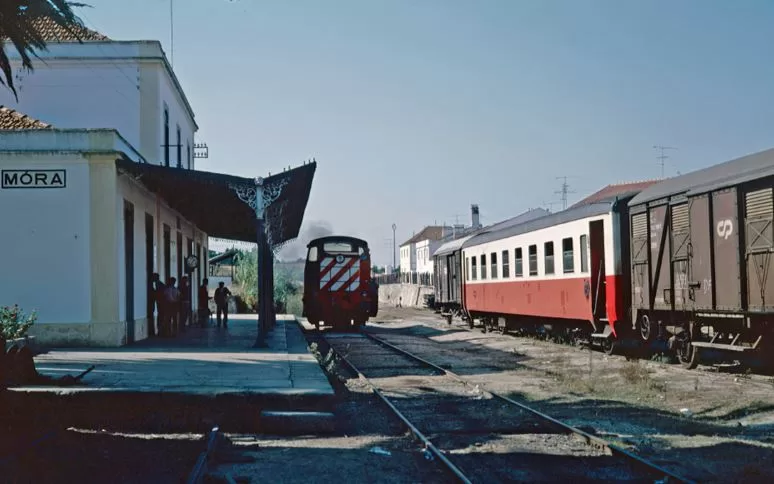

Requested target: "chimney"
[{"left": 471, "top": 204, "right": 481, "bottom": 229}]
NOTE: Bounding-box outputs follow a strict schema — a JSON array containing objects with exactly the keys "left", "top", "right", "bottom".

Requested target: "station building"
[{"left": 0, "top": 19, "right": 315, "bottom": 347}]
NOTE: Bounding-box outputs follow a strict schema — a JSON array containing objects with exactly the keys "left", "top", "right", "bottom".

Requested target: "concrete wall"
[
  {"left": 0, "top": 152, "right": 92, "bottom": 327},
  {"left": 378, "top": 283, "right": 433, "bottom": 308}
]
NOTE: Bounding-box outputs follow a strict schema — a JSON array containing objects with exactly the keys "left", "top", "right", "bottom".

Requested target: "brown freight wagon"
[{"left": 628, "top": 148, "right": 774, "bottom": 369}]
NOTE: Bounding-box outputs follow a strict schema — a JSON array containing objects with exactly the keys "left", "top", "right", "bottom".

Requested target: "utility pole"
[
  {"left": 392, "top": 223, "right": 397, "bottom": 271},
  {"left": 653, "top": 145, "right": 678, "bottom": 178},
  {"left": 555, "top": 177, "right": 576, "bottom": 210},
  {"left": 170, "top": 0, "right": 175, "bottom": 67}
]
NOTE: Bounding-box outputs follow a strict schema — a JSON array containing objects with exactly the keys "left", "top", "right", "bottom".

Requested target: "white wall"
[
  {"left": 400, "top": 243, "right": 415, "bottom": 273},
  {"left": 0, "top": 41, "right": 197, "bottom": 167},
  {"left": 415, "top": 239, "right": 434, "bottom": 274},
  {"left": 0, "top": 153, "right": 91, "bottom": 323},
  {"left": 117, "top": 174, "right": 207, "bottom": 338}
]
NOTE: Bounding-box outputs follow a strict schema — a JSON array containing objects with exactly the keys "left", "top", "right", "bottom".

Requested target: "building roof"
[
  {"left": 401, "top": 226, "right": 449, "bottom": 247},
  {"left": 27, "top": 16, "right": 110, "bottom": 42},
  {"left": 0, "top": 106, "right": 53, "bottom": 130},
  {"left": 571, "top": 180, "right": 660, "bottom": 208},
  {"left": 629, "top": 147, "right": 774, "bottom": 207}
]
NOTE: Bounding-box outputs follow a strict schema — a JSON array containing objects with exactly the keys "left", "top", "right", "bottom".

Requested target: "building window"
[
  {"left": 163, "top": 105, "right": 170, "bottom": 167},
  {"left": 502, "top": 250, "right": 510, "bottom": 278},
  {"left": 186, "top": 142, "right": 191, "bottom": 169},
  {"left": 480, "top": 254, "right": 487, "bottom": 279},
  {"left": 562, "top": 237, "right": 574, "bottom": 273},
  {"left": 471, "top": 257, "right": 477, "bottom": 280},
  {"left": 528, "top": 245, "right": 538, "bottom": 276},
  {"left": 490, "top": 252, "right": 498, "bottom": 279},
  {"left": 580, "top": 234, "right": 588, "bottom": 273},
  {"left": 544, "top": 241, "right": 555, "bottom": 275},
  {"left": 176, "top": 125, "right": 182, "bottom": 168}
]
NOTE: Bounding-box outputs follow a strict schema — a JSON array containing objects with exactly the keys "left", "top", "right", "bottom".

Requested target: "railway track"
[{"left": 322, "top": 329, "right": 693, "bottom": 483}]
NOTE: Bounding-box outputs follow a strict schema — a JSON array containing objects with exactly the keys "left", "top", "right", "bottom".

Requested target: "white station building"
[{"left": 0, "top": 19, "right": 316, "bottom": 347}]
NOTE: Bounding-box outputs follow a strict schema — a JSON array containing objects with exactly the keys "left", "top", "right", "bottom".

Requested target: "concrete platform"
[{"left": 1, "top": 316, "right": 335, "bottom": 432}]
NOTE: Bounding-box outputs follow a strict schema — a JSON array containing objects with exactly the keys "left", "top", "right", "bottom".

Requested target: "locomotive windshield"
[{"left": 323, "top": 242, "right": 355, "bottom": 253}]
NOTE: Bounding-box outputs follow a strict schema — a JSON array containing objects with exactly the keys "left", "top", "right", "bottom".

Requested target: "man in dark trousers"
[
  {"left": 214, "top": 281, "right": 232, "bottom": 328},
  {"left": 198, "top": 278, "right": 211, "bottom": 327}
]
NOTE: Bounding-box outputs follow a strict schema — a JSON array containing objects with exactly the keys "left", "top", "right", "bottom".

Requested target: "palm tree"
[{"left": 0, "top": 1, "right": 88, "bottom": 100}]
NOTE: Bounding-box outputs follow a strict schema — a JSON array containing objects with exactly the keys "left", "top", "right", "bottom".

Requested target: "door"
[
  {"left": 671, "top": 203, "right": 691, "bottom": 310},
  {"left": 163, "top": 225, "right": 171, "bottom": 281},
  {"left": 589, "top": 220, "right": 607, "bottom": 319},
  {"left": 745, "top": 187, "right": 774, "bottom": 311},
  {"left": 145, "top": 213, "right": 154, "bottom": 335},
  {"left": 124, "top": 201, "right": 135, "bottom": 344},
  {"left": 177, "top": 232, "right": 183, "bottom": 283},
  {"left": 630, "top": 211, "right": 650, "bottom": 312}
]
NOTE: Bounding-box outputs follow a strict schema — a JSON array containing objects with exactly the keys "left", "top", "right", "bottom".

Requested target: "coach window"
[
  {"left": 466, "top": 257, "right": 470, "bottom": 281},
  {"left": 471, "top": 257, "right": 478, "bottom": 280},
  {"left": 307, "top": 246, "right": 319, "bottom": 262},
  {"left": 490, "top": 252, "right": 498, "bottom": 279},
  {"left": 481, "top": 254, "right": 487, "bottom": 279},
  {"left": 562, "top": 237, "right": 574, "bottom": 273},
  {"left": 580, "top": 234, "right": 588, "bottom": 273},
  {"left": 528, "top": 245, "right": 538, "bottom": 276},
  {"left": 515, "top": 248, "right": 523, "bottom": 277},
  {"left": 544, "top": 241, "right": 555, "bottom": 275},
  {"left": 502, "top": 250, "right": 510, "bottom": 278}
]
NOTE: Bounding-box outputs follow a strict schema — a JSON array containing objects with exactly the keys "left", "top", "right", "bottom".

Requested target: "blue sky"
[{"left": 80, "top": 0, "right": 774, "bottom": 265}]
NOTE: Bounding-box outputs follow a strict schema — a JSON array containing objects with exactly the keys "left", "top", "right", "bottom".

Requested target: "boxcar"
[
  {"left": 628, "top": 148, "right": 774, "bottom": 368},
  {"left": 302, "top": 236, "right": 378, "bottom": 330}
]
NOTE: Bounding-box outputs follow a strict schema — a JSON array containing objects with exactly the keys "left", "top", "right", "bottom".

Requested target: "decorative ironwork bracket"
[{"left": 229, "top": 176, "right": 289, "bottom": 220}]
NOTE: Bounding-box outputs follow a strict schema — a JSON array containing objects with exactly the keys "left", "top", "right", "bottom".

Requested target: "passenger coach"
[{"left": 460, "top": 194, "right": 640, "bottom": 352}]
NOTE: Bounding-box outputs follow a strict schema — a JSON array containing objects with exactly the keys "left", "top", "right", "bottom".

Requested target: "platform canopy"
[{"left": 116, "top": 158, "right": 317, "bottom": 247}]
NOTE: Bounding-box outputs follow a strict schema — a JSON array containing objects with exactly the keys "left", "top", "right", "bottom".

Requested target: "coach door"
[
  {"left": 589, "top": 220, "right": 608, "bottom": 320},
  {"left": 449, "top": 253, "right": 458, "bottom": 302}
]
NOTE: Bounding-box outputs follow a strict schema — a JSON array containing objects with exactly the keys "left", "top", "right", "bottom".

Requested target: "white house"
[
  {"left": 0, "top": 17, "right": 199, "bottom": 171},
  {"left": 400, "top": 226, "right": 451, "bottom": 281},
  {"left": 0, "top": 19, "right": 210, "bottom": 347}
]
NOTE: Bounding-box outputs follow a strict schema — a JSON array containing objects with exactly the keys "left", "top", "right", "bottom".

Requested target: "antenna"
[
  {"left": 653, "top": 145, "right": 678, "bottom": 178},
  {"left": 170, "top": 0, "right": 175, "bottom": 67},
  {"left": 554, "top": 176, "right": 576, "bottom": 210}
]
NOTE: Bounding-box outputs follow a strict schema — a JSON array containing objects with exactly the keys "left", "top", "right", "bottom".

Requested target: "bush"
[{"left": 0, "top": 305, "right": 37, "bottom": 340}]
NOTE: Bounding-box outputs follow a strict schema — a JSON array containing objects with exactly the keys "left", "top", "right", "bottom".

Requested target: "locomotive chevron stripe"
[
  {"left": 319, "top": 257, "right": 337, "bottom": 280},
  {"left": 321, "top": 256, "right": 358, "bottom": 291},
  {"left": 336, "top": 270, "right": 361, "bottom": 292}
]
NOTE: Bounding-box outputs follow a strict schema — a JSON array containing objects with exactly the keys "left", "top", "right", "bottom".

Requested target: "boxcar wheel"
[
  {"left": 639, "top": 313, "right": 653, "bottom": 341},
  {"left": 678, "top": 336, "right": 700, "bottom": 369},
  {"left": 601, "top": 337, "right": 618, "bottom": 355}
]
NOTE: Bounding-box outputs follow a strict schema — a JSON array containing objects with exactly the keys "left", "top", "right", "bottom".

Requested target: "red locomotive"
[{"left": 302, "top": 236, "right": 379, "bottom": 330}]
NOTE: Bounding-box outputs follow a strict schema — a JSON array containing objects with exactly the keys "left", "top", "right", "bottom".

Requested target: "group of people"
[{"left": 151, "top": 274, "right": 233, "bottom": 337}]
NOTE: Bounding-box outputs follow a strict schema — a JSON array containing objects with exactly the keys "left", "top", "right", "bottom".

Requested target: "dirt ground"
[{"left": 366, "top": 306, "right": 774, "bottom": 483}]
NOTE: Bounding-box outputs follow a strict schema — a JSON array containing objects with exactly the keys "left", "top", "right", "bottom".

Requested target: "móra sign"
[{"left": 1, "top": 170, "right": 67, "bottom": 189}]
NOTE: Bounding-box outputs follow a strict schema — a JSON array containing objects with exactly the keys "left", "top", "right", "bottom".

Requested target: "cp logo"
[{"left": 716, "top": 219, "right": 733, "bottom": 240}]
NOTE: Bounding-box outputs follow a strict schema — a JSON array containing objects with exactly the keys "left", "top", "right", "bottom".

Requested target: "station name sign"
[{"left": 1, "top": 169, "right": 67, "bottom": 189}]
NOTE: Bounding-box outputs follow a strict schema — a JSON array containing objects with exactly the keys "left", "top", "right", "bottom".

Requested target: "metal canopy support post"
[{"left": 230, "top": 175, "right": 288, "bottom": 349}]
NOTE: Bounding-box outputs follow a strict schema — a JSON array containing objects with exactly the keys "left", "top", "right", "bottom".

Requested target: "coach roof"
[
  {"left": 462, "top": 197, "right": 628, "bottom": 249},
  {"left": 434, "top": 208, "right": 550, "bottom": 257},
  {"left": 629, "top": 147, "right": 774, "bottom": 206}
]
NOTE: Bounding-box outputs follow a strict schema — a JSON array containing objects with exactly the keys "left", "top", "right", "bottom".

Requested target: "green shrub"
[{"left": 0, "top": 305, "right": 37, "bottom": 340}]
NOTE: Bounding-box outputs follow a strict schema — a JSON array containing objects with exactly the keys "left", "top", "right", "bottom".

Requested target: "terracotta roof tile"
[
  {"left": 570, "top": 180, "right": 661, "bottom": 208},
  {"left": 27, "top": 16, "right": 109, "bottom": 42},
  {"left": 401, "top": 226, "right": 449, "bottom": 246},
  {"left": 0, "top": 106, "right": 53, "bottom": 130}
]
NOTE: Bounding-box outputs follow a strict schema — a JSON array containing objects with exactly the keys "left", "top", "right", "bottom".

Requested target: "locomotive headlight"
[{"left": 361, "top": 291, "right": 368, "bottom": 297}]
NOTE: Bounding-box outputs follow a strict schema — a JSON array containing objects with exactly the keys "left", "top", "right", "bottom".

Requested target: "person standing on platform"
[
  {"left": 165, "top": 277, "right": 180, "bottom": 336},
  {"left": 214, "top": 281, "right": 232, "bottom": 328},
  {"left": 179, "top": 276, "right": 191, "bottom": 329},
  {"left": 151, "top": 273, "right": 166, "bottom": 337},
  {"left": 198, "top": 278, "right": 211, "bottom": 327}
]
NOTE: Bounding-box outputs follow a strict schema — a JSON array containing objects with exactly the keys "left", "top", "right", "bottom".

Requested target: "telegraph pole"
[
  {"left": 392, "top": 223, "right": 397, "bottom": 271},
  {"left": 653, "top": 145, "right": 678, "bottom": 178},
  {"left": 555, "top": 177, "right": 576, "bottom": 210}
]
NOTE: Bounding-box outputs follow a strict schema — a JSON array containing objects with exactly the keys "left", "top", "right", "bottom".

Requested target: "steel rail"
[
  {"left": 323, "top": 335, "right": 473, "bottom": 484},
  {"left": 363, "top": 330, "right": 695, "bottom": 484},
  {"left": 186, "top": 426, "right": 221, "bottom": 484}
]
